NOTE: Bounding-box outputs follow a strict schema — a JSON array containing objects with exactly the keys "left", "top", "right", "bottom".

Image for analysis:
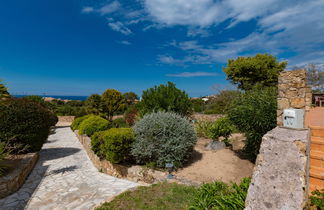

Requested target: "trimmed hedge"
[
  {"left": 78, "top": 116, "right": 110, "bottom": 136},
  {"left": 0, "top": 98, "right": 57, "bottom": 154},
  {"left": 91, "top": 128, "right": 134, "bottom": 163},
  {"left": 131, "top": 112, "right": 197, "bottom": 168},
  {"left": 71, "top": 114, "right": 93, "bottom": 131}
]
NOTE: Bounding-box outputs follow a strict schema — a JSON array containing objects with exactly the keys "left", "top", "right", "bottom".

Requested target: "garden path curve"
[{"left": 0, "top": 127, "right": 138, "bottom": 210}]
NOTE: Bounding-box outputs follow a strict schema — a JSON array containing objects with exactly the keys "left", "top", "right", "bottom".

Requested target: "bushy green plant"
[
  {"left": 189, "top": 178, "right": 251, "bottom": 210},
  {"left": 227, "top": 86, "right": 277, "bottom": 160},
  {"left": 208, "top": 118, "right": 234, "bottom": 142},
  {"left": 92, "top": 128, "right": 134, "bottom": 163},
  {"left": 137, "top": 82, "right": 193, "bottom": 116},
  {"left": 309, "top": 189, "right": 324, "bottom": 209},
  {"left": 204, "top": 90, "right": 241, "bottom": 114},
  {"left": 195, "top": 120, "right": 213, "bottom": 138},
  {"left": 0, "top": 98, "right": 57, "bottom": 153},
  {"left": 191, "top": 98, "right": 205, "bottom": 113},
  {"left": 78, "top": 116, "right": 110, "bottom": 136},
  {"left": 85, "top": 94, "right": 102, "bottom": 115},
  {"left": 71, "top": 114, "right": 93, "bottom": 130},
  {"left": 111, "top": 118, "right": 129, "bottom": 128},
  {"left": 131, "top": 112, "right": 197, "bottom": 168},
  {"left": 124, "top": 105, "right": 138, "bottom": 126}
]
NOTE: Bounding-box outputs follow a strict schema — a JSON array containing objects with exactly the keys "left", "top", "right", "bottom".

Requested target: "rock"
[
  {"left": 205, "top": 141, "right": 226, "bottom": 151},
  {"left": 245, "top": 127, "right": 309, "bottom": 210}
]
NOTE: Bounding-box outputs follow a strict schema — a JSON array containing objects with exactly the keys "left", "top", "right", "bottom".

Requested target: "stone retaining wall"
[
  {"left": 74, "top": 130, "right": 167, "bottom": 184},
  {"left": 0, "top": 153, "right": 39, "bottom": 198},
  {"left": 245, "top": 127, "right": 310, "bottom": 209},
  {"left": 277, "top": 69, "right": 312, "bottom": 127},
  {"left": 57, "top": 116, "right": 75, "bottom": 122}
]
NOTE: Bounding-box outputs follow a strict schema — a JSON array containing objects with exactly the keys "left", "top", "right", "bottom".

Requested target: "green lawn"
[{"left": 97, "top": 182, "right": 197, "bottom": 210}]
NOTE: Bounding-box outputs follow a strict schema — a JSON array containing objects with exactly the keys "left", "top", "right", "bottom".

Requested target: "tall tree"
[
  {"left": 101, "top": 89, "right": 126, "bottom": 121},
  {"left": 223, "top": 54, "right": 287, "bottom": 90},
  {"left": 85, "top": 94, "right": 102, "bottom": 115},
  {"left": 137, "top": 82, "right": 193, "bottom": 116},
  {"left": 123, "top": 92, "right": 138, "bottom": 105},
  {"left": 306, "top": 64, "right": 324, "bottom": 92}
]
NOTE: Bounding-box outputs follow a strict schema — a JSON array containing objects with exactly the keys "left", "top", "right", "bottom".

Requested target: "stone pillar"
[{"left": 277, "top": 69, "right": 312, "bottom": 127}]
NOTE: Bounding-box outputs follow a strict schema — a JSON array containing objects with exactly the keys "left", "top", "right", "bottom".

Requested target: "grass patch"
[{"left": 97, "top": 182, "right": 197, "bottom": 210}]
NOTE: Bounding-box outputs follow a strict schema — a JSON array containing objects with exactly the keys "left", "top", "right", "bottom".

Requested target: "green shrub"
[
  {"left": 131, "top": 112, "right": 197, "bottom": 168},
  {"left": 208, "top": 117, "right": 234, "bottom": 142},
  {"left": 0, "top": 98, "right": 57, "bottom": 153},
  {"left": 204, "top": 90, "right": 241, "bottom": 114},
  {"left": 124, "top": 105, "right": 138, "bottom": 126},
  {"left": 195, "top": 120, "right": 213, "bottom": 138},
  {"left": 71, "top": 115, "right": 93, "bottom": 130},
  {"left": 78, "top": 116, "right": 110, "bottom": 136},
  {"left": 189, "top": 178, "right": 251, "bottom": 210},
  {"left": 309, "top": 189, "right": 324, "bottom": 209},
  {"left": 90, "top": 131, "right": 106, "bottom": 158},
  {"left": 227, "top": 86, "right": 277, "bottom": 160},
  {"left": 92, "top": 128, "right": 134, "bottom": 163},
  {"left": 111, "top": 118, "right": 129, "bottom": 128},
  {"left": 137, "top": 82, "right": 193, "bottom": 116}
]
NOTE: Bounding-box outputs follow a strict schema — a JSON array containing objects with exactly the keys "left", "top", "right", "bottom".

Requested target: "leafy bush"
[
  {"left": 78, "top": 116, "right": 110, "bottom": 136},
  {"left": 131, "top": 112, "right": 197, "bottom": 168},
  {"left": 195, "top": 120, "right": 213, "bottom": 138},
  {"left": 71, "top": 114, "right": 93, "bottom": 130},
  {"left": 124, "top": 106, "right": 138, "bottom": 126},
  {"left": 208, "top": 117, "right": 234, "bottom": 142},
  {"left": 0, "top": 80, "right": 10, "bottom": 99},
  {"left": 309, "top": 189, "right": 324, "bottom": 209},
  {"left": 227, "top": 86, "right": 277, "bottom": 160},
  {"left": 0, "top": 98, "right": 57, "bottom": 153},
  {"left": 137, "top": 82, "right": 193, "bottom": 116},
  {"left": 189, "top": 178, "right": 251, "bottom": 210},
  {"left": 191, "top": 98, "right": 205, "bottom": 113},
  {"left": 92, "top": 128, "right": 134, "bottom": 163},
  {"left": 204, "top": 90, "right": 241, "bottom": 114},
  {"left": 111, "top": 118, "right": 129, "bottom": 128}
]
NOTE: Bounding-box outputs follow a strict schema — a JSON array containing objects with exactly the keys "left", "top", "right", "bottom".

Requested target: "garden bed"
[
  {"left": 74, "top": 130, "right": 253, "bottom": 185},
  {"left": 175, "top": 136, "right": 254, "bottom": 184},
  {"left": 0, "top": 153, "right": 39, "bottom": 198}
]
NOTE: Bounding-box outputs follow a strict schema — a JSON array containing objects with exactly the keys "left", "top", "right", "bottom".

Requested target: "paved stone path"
[{"left": 0, "top": 127, "right": 138, "bottom": 210}]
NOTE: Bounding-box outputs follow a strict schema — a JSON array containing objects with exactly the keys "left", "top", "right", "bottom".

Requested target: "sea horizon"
[{"left": 13, "top": 95, "right": 88, "bottom": 101}]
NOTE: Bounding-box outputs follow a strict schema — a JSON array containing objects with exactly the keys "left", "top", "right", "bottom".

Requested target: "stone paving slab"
[{"left": 0, "top": 127, "right": 138, "bottom": 210}]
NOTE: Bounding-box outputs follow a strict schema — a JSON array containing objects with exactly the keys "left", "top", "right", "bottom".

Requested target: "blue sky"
[{"left": 1, "top": 0, "right": 323, "bottom": 97}]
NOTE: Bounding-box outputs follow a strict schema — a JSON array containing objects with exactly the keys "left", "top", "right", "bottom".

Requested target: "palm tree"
[{"left": 0, "top": 80, "right": 10, "bottom": 99}]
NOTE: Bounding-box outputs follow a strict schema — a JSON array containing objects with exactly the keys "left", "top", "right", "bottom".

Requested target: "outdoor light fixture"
[{"left": 165, "top": 162, "right": 174, "bottom": 179}]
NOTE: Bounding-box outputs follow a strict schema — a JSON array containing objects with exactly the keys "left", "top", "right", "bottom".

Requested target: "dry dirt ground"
[{"left": 175, "top": 134, "right": 254, "bottom": 184}]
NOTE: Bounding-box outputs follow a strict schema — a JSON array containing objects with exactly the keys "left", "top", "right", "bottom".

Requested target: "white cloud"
[
  {"left": 81, "top": 7, "right": 94, "bottom": 13},
  {"left": 82, "top": 1, "right": 120, "bottom": 15},
  {"left": 166, "top": 72, "right": 218, "bottom": 77},
  {"left": 108, "top": 21, "right": 132, "bottom": 35},
  {"left": 119, "top": 40, "right": 132, "bottom": 45}
]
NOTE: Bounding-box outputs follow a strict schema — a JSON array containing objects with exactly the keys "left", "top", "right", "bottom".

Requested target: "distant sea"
[{"left": 13, "top": 95, "right": 88, "bottom": 101}]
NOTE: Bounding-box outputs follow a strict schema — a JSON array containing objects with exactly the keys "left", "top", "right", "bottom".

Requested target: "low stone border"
[
  {"left": 74, "top": 130, "right": 200, "bottom": 185},
  {"left": 0, "top": 153, "right": 39, "bottom": 198},
  {"left": 74, "top": 130, "right": 168, "bottom": 184}
]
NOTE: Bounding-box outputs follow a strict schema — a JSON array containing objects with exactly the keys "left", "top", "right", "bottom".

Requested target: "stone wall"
[
  {"left": 245, "top": 127, "right": 310, "bottom": 209},
  {"left": 0, "top": 153, "right": 39, "bottom": 198},
  {"left": 277, "top": 69, "right": 312, "bottom": 126},
  {"left": 57, "top": 116, "right": 75, "bottom": 122}
]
